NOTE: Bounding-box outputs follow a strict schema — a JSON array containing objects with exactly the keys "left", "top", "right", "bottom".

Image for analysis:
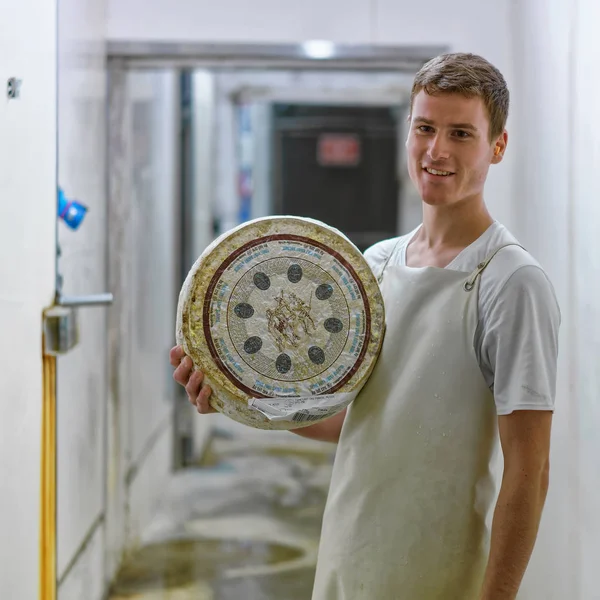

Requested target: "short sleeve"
[
  {"left": 480, "top": 265, "right": 561, "bottom": 415},
  {"left": 363, "top": 237, "right": 401, "bottom": 276}
]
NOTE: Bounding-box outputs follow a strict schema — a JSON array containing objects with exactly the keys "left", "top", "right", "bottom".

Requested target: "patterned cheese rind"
[{"left": 176, "top": 216, "right": 385, "bottom": 430}]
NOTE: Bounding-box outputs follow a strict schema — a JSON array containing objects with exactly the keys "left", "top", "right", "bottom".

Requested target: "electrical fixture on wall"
[
  {"left": 48, "top": 186, "right": 113, "bottom": 356},
  {"left": 57, "top": 187, "right": 88, "bottom": 230}
]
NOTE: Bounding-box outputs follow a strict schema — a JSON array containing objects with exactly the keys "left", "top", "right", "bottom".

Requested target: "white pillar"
[{"left": 0, "top": 1, "right": 58, "bottom": 598}]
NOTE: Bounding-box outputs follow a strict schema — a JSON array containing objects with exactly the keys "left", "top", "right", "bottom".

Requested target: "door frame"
[{"left": 108, "top": 42, "right": 448, "bottom": 71}]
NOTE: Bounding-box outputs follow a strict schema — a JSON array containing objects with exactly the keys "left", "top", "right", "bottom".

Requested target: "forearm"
[
  {"left": 289, "top": 408, "right": 346, "bottom": 443},
  {"left": 480, "top": 467, "right": 549, "bottom": 600}
]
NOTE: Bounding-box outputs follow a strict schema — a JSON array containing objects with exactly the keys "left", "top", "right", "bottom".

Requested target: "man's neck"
[
  {"left": 405, "top": 199, "right": 494, "bottom": 269},
  {"left": 417, "top": 200, "right": 494, "bottom": 250}
]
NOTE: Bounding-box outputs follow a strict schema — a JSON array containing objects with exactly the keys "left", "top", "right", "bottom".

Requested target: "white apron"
[{"left": 312, "top": 243, "right": 517, "bottom": 600}]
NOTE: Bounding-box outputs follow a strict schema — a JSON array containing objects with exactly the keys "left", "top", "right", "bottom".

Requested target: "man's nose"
[{"left": 427, "top": 135, "right": 450, "bottom": 161}]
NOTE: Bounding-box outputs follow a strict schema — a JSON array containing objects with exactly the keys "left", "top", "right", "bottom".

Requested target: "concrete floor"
[{"left": 108, "top": 422, "right": 336, "bottom": 600}]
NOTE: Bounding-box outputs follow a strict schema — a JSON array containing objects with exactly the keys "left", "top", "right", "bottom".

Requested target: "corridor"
[{"left": 3, "top": 0, "right": 600, "bottom": 598}]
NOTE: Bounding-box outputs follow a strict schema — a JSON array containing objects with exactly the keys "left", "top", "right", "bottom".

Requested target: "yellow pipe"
[{"left": 40, "top": 334, "right": 57, "bottom": 600}]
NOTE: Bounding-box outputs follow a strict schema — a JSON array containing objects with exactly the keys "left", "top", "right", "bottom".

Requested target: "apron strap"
[
  {"left": 463, "top": 243, "right": 526, "bottom": 291},
  {"left": 377, "top": 237, "right": 404, "bottom": 284}
]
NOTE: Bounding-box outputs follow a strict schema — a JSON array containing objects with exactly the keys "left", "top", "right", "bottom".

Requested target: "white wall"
[
  {"left": 105, "top": 69, "right": 181, "bottom": 577},
  {"left": 0, "top": 0, "right": 57, "bottom": 598},
  {"left": 55, "top": 1, "right": 109, "bottom": 599},
  {"left": 572, "top": 3, "right": 600, "bottom": 596},
  {"left": 508, "top": 2, "right": 575, "bottom": 597},
  {"left": 510, "top": 1, "right": 600, "bottom": 598},
  {"left": 127, "top": 70, "right": 180, "bottom": 544},
  {"left": 107, "top": 0, "right": 372, "bottom": 44},
  {"left": 191, "top": 71, "right": 217, "bottom": 262},
  {"left": 105, "top": 0, "right": 508, "bottom": 63}
]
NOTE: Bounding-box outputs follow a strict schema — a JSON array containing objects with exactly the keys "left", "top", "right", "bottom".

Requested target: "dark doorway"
[{"left": 272, "top": 103, "right": 400, "bottom": 253}]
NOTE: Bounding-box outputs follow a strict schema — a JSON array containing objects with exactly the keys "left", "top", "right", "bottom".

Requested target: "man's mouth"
[{"left": 423, "top": 167, "right": 454, "bottom": 177}]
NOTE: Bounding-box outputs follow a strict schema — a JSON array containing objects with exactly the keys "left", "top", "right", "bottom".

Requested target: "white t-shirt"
[{"left": 364, "top": 221, "right": 561, "bottom": 416}]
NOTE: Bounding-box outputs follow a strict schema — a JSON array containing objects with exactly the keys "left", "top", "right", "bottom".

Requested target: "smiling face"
[{"left": 406, "top": 90, "right": 507, "bottom": 208}]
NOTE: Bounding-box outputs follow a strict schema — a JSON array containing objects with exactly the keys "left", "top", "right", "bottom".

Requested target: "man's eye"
[
  {"left": 454, "top": 130, "right": 470, "bottom": 138},
  {"left": 417, "top": 125, "right": 433, "bottom": 133}
]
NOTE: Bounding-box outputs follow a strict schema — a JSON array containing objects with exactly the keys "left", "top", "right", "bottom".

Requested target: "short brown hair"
[{"left": 409, "top": 53, "right": 509, "bottom": 142}]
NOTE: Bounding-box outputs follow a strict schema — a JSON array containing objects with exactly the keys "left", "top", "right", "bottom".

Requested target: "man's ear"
[{"left": 492, "top": 130, "right": 508, "bottom": 164}]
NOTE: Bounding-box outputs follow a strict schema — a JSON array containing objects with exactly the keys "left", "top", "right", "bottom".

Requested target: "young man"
[{"left": 171, "top": 53, "right": 560, "bottom": 599}]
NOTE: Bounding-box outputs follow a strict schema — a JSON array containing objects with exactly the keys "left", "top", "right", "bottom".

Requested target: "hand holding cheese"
[{"left": 170, "top": 345, "right": 215, "bottom": 414}]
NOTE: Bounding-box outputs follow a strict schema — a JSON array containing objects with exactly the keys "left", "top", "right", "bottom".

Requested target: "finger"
[
  {"left": 196, "top": 385, "right": 215, "bottom": 414},
  {"left": 185, "top": 370, "right": 205, "bottom": 401},
  {"left": 169, "top": 345, "right": 186, "bottom": 367},
  {"left": 173, "top": 356, "right": 193, "bottom": 386}
]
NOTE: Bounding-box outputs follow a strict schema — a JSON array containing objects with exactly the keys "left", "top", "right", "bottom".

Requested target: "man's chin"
[{"left": 421, "top": 194, "right": 454, "bottom": 207}]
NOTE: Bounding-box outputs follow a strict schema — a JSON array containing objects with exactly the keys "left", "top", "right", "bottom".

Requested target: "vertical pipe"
[
  {"left": 43, "top": 0, "right": 59, "bottom": 591},
  {"left": 54, "top": 0, "right": 60, "bottom": 300},
  {"left": 40, "top": 329, "right": 57, "bottom": 600}
]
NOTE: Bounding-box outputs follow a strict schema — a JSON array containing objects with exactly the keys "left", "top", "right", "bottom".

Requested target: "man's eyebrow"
[
  {"left": 413, "top": 116, "right": 478, "bottom": 131},
  {"left": 449, "top": 122, "right": 478, "bottom": 131},
  {"left": 413, "top": 116, "right": 434, "bottom": 124}
]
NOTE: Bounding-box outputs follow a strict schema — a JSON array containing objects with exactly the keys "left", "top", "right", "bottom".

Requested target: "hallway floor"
[{"left": 108, "top": 424, "right": 335, "bottom": 599}]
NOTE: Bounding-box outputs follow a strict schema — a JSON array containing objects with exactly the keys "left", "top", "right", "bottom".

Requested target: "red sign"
[{"left": 317, "top": 134, "right": 361, "bottom": 167}]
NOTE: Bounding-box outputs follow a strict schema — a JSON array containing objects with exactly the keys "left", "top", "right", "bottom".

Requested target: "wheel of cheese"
[{"left": 176, "top": 216, "right": 385, "bottom": 430}]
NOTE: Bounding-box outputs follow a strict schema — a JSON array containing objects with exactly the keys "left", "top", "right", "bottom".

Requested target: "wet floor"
[{"left": 108, "top": 423, "right": 336, "bottom": 599}]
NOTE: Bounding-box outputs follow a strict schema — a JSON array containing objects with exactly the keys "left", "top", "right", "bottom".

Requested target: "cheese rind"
[{"left": 176, "top": 216, "right": 385, "bottom": 430}]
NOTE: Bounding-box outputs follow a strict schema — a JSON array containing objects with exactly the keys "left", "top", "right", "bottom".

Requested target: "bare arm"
[
  {"left": 479, "top": 410, "right": 552, "bottom": 600},
  {"left": 289, "top": 408, "right": 346, "bottom": 444}
]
